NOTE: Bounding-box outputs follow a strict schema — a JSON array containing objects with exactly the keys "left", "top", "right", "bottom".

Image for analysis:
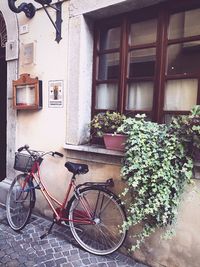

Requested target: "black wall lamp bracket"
[
  {"left": 8, "top": 0, "right": 36, "bottom": 18},
  {"left": 8, "top": 0, "right": 62, "bottom": 43}
]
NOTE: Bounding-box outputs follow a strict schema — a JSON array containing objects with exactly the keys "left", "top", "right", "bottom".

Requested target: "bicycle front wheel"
[
  {"left": 6, "top": 174, "right": 35, "bottom": 231},
  {"left": 68, "top": 187, "right": 127, "bottom": 255}
]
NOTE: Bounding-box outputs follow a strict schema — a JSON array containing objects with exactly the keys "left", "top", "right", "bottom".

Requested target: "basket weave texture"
[{"left": 14, "top": 153, "right": 35, "bottom": 172}]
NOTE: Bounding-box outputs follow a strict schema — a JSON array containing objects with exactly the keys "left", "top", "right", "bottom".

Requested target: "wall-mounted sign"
[
  {"left": 48, "top": 80, "right": 64, "bottom": 108},
  {"left": 21, "top": 41, "right": 36, "bottom": 66},
  {"left": 6, "top": 40, "right": 19, "bottom": 61},
  {"left": 13, "top": 73, "right": 42, "bottom": 110}
]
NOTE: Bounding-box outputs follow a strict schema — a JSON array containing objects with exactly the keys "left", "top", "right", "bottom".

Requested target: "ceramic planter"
[{"left": 103, "top": 133, "right": 127, "bottom": 151}]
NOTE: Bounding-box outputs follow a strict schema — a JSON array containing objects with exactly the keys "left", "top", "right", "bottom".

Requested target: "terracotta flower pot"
[{"left": 103, "top": 133, "right": 127, "bottom": 151}]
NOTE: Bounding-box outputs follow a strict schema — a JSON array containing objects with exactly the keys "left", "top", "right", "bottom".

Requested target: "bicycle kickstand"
[{"left": 40, "top": 219, "right": 56, "bottom": 239}]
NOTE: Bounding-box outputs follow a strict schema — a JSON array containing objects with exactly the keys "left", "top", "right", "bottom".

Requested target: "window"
[{"left": 92, "top": 0, "right": 200, "bottom": 123}]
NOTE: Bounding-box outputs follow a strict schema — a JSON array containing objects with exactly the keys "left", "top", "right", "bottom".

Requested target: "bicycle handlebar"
[
  {"left": 18, "top": 144, "right": 29, "bottom": 152},
  {"left": 53, "top": 151, "right": 64, "bottom": 158},
  {"left": 17, "top": 145, "right": 64, "bottom": 158}
]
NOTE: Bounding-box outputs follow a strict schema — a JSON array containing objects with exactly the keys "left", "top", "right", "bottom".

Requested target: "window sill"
[
  {"left": 64, "top": 143, "right": 124, "bottom": 156},
  {"left": 63, "top": 144, "right": 124, "bottom": 165}
]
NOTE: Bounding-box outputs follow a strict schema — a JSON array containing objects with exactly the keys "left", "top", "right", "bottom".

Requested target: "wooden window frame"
[{"left": 92, "top": 0, "right": 200, "bottom": 123}]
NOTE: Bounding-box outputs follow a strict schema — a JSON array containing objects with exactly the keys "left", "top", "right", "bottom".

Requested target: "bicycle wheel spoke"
[
  {"left": 96, "top": 225, "right": 116, "bottom": 248},
  {"left": 100, "top": 223, "right": 122, "bottom": 246},
  {"left": 98, "top": 194, "right": 114, "bottom": 217},
  {"left": 68, "top": 188, "right": 127, "bottom": 255}
]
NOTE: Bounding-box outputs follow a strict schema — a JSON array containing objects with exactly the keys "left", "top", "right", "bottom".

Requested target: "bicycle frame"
[{"left": 24, "top": 161, "right": 95, "bottom": 225}]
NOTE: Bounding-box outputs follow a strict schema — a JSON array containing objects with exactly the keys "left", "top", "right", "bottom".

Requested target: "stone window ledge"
[
  {"left": 63, "top": 144, "right": 124, "bottom": 165},
  {"left": 64, "top": 143, "right": 124, "bottom": 156}
]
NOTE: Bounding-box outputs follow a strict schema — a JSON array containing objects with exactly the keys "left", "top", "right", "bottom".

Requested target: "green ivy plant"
[
  {"left": 118, "top": 109, "right": 200, "bottom": 251},
  {"left": 169, "top": 106, "right": 200, "bottom": 151}
]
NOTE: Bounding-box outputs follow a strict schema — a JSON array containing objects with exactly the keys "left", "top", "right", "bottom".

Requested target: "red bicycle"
[{"left": 6, "top": 145, "right": 127, "bottom": 255}]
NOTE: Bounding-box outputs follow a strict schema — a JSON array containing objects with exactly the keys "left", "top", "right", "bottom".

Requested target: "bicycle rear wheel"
[
  {"left": 6, "top": 174, "right": 35, "bottom": 231},
  {"left": 68, "top": 187, "right": 127, "bottom": 255}
]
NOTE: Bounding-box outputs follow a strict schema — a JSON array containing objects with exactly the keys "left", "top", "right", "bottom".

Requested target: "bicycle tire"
[
  {"left": 6, "top": 174, "right": 35, "bottom": 231},
  {"left": 67, "top": 187, "right": 127, "bottom": 255}
]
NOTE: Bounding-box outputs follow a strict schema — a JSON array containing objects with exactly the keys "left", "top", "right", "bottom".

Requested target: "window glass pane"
[
  {"left": 169, "top": 9, "right": 200, "bottom": 40},
  {"left": 95, "top": 83, "right": 118, "bottom": 109},
  {"left": 128, "top": 48, "right": 156, "bottom": 77},
  {"left": 16, "top": 85, "right": 35, "bottom": 105},
  {"left": 126, "top": 81, "right": 154, "bottom": 110},
  {"left": 98, "top": 53, "right": 120, "bottom": 80},
  {"left": 167, "top": 42, "right": 200, "bottom": 74},
  {"left": 129, "top": 19, "right": 157, "bottom": 46},
  {"left": 100, "top": 27, "right": 120, "bottom": 50},
  {"left": 164, "top": 79, "right": 198, "bottom": 111}
]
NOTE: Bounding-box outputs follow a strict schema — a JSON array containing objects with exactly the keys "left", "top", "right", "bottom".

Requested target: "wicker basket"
[{"left": 14, "top": 153, "right": 35, "bottom": 172}]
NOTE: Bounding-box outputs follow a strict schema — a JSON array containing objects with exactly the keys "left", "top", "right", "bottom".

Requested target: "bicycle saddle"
[{"left": 65, "top": 161, "right": 89, "bottom": 175}]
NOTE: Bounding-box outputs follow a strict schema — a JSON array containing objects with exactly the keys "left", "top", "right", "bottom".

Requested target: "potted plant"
[{"left": 90, "top": 111, "right": 127, "bottom": 151}]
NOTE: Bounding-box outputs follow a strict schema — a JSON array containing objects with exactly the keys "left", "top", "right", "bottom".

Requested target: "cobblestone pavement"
[{"left": 0, "top": 206, "right": 149, "bottom": 267}]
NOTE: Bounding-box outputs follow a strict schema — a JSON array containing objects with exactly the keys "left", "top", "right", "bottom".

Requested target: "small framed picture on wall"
[{"left": 48, "top": 80, "right": 64, "bottom": 108}]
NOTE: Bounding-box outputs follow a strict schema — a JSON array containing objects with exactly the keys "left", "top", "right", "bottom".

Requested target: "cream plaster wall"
[
  {"left": 17, "top": 2, "right": 68, "bottom": 151},
  {"left": 131, "top": 181, "right": 200, "bottom": 267}
]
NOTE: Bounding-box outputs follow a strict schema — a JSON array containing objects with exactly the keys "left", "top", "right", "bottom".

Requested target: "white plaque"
[{"left": 48, "top": 80, "right": 64, "bottom": 108}]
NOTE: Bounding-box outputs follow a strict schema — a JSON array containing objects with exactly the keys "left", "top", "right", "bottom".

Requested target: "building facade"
[{"left": 0, "top": 0, "right": 200, "bottom": 266}]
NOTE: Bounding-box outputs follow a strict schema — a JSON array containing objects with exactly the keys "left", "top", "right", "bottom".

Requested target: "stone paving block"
[
  {"left": 18, "top": 255, "right": 28, "bottom": 264},
  {"left": 25, "top": 260, "right": 35, "bottom": 267},
  {"left": 46, "top": 248, "right": 54, "bottom": 254},
  {"left": 72, "top": 259, "right": 83, "bottom": 267},
  {"left": 5, "top": 259, "right": 19, "bottom": 267},
  {"left": 34, "top": 263, "right": 45, "bottom": 267},
  {"left": 82, "top": 258, "right": 91, "bottom": 265},
  {"left": 90, "top": 257, "right": 98, "bottom": 264},
  {"left": 54, "top": 246, "right": 63, "bottom": 252},
  {"left": 62, "top": 263, "right": 73, "bottom": 267},
  {"left": 63, "top": 251, "right": 70, "bottom": 257},
  {"left": 2, "top": 255, "right": 11, "bottom": 264},
  {"left": 70, "top": 248, "right": 79, "bottom": 255},
  {"left": 68, "top": 254, "right": 80, "bottom": 262},
  {"left": 62, "top": 244, "right": 72, "bottom": 251},
  {"left": 55, "top": 257, "right": 68, "bottom": 265},
  {"left": 54, "top": 252, "right": 63, "bottom": 259},
  {"left": 107, "top": 262, "right": 117, "bottom": 267},
  {"left": 136, "top": 264, "right": 149, "bottom": 267},
  {"left": 44, "top": 259, "right": 57, "bottom": 267},
  {"left": 98, "top": 263, "right": 108, "bottom": 267},
  {"left": 10, "top": 252, "right": 19, "bottom": 260}
]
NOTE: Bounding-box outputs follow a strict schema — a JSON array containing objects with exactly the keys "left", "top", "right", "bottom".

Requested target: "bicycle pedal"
[{"left": 35, "top": 185, "right": 40, "bottom": 190}]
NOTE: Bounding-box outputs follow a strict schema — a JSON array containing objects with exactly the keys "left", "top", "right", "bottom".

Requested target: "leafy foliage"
[
  {"left": 90, "top": 112, "right": 126, "bottom": 137},
  {"left": 118, "top": 109, "right": 200, "bottom": 250},
  {"left": 169, "top": 106, "right": 200, "bottom": 150}
]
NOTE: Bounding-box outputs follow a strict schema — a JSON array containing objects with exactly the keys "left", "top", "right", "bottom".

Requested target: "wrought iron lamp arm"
[
  {"left": 8, "top": 0, "right": 36, "bottom": 18},
  {"left": 39, "top": 3, "right": 60, "bottom": 34},
  {"left": 7, "top": 0, "right": 62, "bottom": 43}
]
